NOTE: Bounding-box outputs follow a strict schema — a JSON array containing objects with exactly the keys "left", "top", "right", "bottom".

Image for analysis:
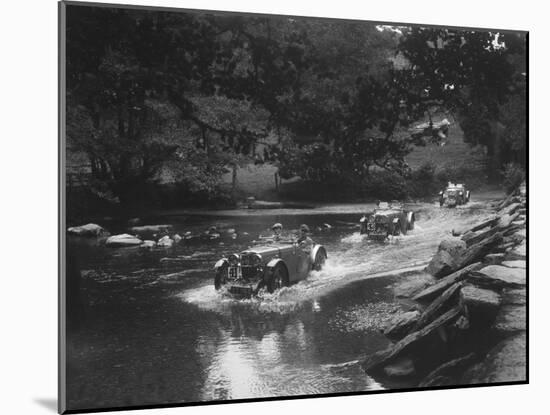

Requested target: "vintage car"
[
  {"left": 359, "top": 201, "right": 415, "bottom": 240},
  {"left": 439, "top": 183, "right": 470, "bottom": 207},
  {"left": 409, "top": 118, "right": 451, "bottom": 145},
  {"left": 214, "top": 240, "right": 327, "bottom": 296}
]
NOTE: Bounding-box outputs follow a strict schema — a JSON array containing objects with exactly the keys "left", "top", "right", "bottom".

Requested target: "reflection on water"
[{"left": 66, "top": 202, "right": 497, "bottom": 410}]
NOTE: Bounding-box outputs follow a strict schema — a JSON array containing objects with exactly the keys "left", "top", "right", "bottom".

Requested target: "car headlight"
[
  {"left": 252, "top": 253, "right": 262, "bottom": 265},
  {"left": 228, "top": 253, "right": 240, "bottom": 266}
]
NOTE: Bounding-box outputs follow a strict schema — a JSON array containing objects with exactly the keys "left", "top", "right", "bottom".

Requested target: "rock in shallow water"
[
  {"left": 105, "top": 234, "right": 142, "bottom": 247},
  {"left": 68, "top": 223, "right": 108, "bottom": 237}
]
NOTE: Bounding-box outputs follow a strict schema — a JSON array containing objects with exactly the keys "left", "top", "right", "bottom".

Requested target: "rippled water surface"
[{"left": 66, "top": 197, "right": 499, "bottom": 410}]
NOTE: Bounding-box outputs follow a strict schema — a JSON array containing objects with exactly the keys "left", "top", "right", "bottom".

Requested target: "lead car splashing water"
[{"left": 214, "top": 239, "right": 327, "bottom": 296}]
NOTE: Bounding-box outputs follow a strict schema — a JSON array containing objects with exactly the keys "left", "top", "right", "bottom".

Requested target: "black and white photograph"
[{"left": 59, "top": 1, "right": 527, "bottom": 413}]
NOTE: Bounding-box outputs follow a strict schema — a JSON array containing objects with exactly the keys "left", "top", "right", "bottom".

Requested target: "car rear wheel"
[
  {"left": 214, "top": 263, "right": 228, "bottom": 290},
  {"left": 267, "top": 263, "right": 289, "bottom": 293},
  {"left": 312, "top": 249, "right": 327, "bottom": 271}
]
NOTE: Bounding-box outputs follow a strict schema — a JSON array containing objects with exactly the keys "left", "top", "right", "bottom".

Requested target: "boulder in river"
[
  {"left": 157, "top": 235, "right": 174, "bottom": 247},
  {"left": 68, "top": 223, "right": 108, "bottom": 237},
  {"left": 140, "top": 240, "right": 156, "bottom": 249},
  {"left": 105, "top": 234, "right": 142, "bottom": 247},
  {"left": 426, "top": 250, "right": 457, "bottom": 278}
]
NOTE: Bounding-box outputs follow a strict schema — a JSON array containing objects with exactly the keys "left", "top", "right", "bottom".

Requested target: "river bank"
[{"left": 362, "top": 183, "right": 527, "bottom": 387}]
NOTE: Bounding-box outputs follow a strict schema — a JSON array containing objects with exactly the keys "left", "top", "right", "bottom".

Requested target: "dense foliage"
[{"left": 66, "top": 5, "right": 527, "bottom": 211}]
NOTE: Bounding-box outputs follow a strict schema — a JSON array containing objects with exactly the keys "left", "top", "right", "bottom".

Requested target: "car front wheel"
[
  {"left": 312, "top": 249, "right": 327, "bottom": 271},
  {"left": 214, "top": 263, "right": 228, "bottom": 290},
  {"left": 267, "top": 263, "right": 289, "bottom": 293}
]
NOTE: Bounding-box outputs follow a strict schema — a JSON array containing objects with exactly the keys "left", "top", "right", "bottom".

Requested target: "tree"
[{"left": 398, "top": 27, "right": 527, "bottom": 169}]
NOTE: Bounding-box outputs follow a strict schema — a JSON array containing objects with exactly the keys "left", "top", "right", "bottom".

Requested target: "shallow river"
[{"left": 65, "top": 196, "right": 500, "bottom": 410}]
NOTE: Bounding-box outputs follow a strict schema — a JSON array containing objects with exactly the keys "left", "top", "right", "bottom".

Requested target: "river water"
[{"left": 65, "top": 196, "right": 500, "bottom": 410}]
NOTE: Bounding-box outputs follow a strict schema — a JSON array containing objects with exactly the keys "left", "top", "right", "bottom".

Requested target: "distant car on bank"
[
  {"left": 359, "top": 201, "right": 415, "bottom": 240},
  {"left": 409, "top": 118, "right": 451, "bottom": 145},
  {"left": 214, "top": 240, "right": 327, "bottom": 296},
  {"left": 439, "top": 183, "right": 470, "bottom": 207}
]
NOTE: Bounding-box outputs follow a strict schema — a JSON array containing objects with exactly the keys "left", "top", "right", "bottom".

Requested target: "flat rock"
[
  {"left": 105, "top": 234, "right": 142, "bottom": 247},
  {"left": 501, "top": 260, "right": 526, "bottom": 269},
  {"left": 493, "top": 305, "right": 526, "bottom": 333},
  {"left": 461, "top": 333, "right": 526, "bottom": 384},
  {"left": 384, "top": 311, "right": 421, "bottom": 341},
  {"left": 459, "top": 285, "right": 501, "bottom": 325},
  {"left": 363, "top": 307, "right": 462, "bottom": 373},
  {"left": 68, "top": 223, "right": 108, "bottom": 237},
  {"left": 477, "top": 265, "right": 526, "bottom": 287}
]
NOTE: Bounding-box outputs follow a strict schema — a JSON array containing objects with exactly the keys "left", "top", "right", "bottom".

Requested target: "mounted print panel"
[{"left": 59, "top": 1, "right": 528, "bottom": 413}]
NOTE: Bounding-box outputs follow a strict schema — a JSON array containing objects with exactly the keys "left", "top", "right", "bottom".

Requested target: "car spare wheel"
[
  {"left": 267, "top": 263, "right": 289, "bottom": 293},
  {"left": 214, "top": 262, "right": 228, "bottom": 290},
  {"left": 312, "top": 248, "right": 327, "bottom": 271}
]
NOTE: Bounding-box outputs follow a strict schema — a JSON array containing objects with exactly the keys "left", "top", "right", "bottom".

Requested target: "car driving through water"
[
  {"left": 359, "top": 201, "right": 415, "bottom": 240},
  {"left": 439, "top": 183, "right": 470, "bottom": 207},
  {"left": 213, "top": 227, "right": 327, "bottom": 296}
]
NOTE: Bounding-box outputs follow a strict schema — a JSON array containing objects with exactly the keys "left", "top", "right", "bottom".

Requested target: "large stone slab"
[
  {"left": 414, "top": 282, "right": 463, "bottom": 331},
  {"left": 68, "top": 223, "right": 108, "bottom": 237},
  {"left": 501, "top": 260, "right": 526, "bottom": 269},
  {"left": 476, "top": 265, "right": 526, "bottom": 287},
  {"left": 363, "top": 307, "right": 462, "bottom": 373},
  {"left": 461, "top": 333, "right": 526, "bottom": 384},
  {"left": 501, "top": 288, "right": 526, "bottom": 306},
  {"left": 426, "top": 250, "right": 457, "bottom": 278},
  {"left": 384, "top": 311, "right": 421, "bottom": 342},
  {"left": 414, "top": 263, "right": 480, "bottom": 303},
  {"left": 493, "top": 305, "right": 526, "bottom": 333},
  {"left": 459, "top": 285, "right": 501, "bottom": 326}
]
